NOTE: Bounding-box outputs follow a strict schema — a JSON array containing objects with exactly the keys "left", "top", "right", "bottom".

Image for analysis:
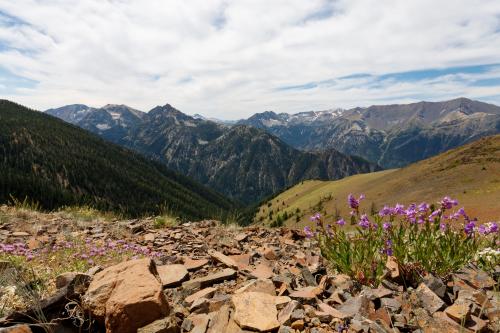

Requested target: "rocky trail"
[{"left": 0, "top": 207, "right": 498, "bottom": 333}]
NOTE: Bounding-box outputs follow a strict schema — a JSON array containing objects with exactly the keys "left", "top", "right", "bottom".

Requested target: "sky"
[{"left": 1, "top": 0, "right": 500, "bottom": 119}]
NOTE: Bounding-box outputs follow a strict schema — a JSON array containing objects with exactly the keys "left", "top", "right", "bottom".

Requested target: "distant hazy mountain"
[
  {"left": 46, "top": 103, "right": 377, "bottom": 204},
  {"left": 237, "top": 98, "right": 500, "bottom": 168},
  {"left": 2, "top": 100, "right": 234, "bottom": 219},
  {"left": 46, "top": 104, "right": 145, "bottom": 141}
]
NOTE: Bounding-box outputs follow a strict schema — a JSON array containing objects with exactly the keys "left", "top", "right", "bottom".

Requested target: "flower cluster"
[
  {"left": 0, "top": 238, "right": 162, "bottom": 267},
  {"left": 0, "top": 243, "right": 36, "bottom": 260},
  {"left": 305, "top": 194, "right": 499, "bottom": 284}
]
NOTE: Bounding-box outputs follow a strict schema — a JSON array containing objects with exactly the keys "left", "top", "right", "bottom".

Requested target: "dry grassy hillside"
[{"left": 255, "top": 135, "right": 500, "bottom": 228}]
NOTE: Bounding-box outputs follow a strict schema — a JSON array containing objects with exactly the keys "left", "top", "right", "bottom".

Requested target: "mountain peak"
[{"left": 148, "top": 103, "right": 183, "bottom": 116}]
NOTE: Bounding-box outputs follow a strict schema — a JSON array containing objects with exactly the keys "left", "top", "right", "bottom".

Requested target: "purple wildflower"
[
  {"left": 379, "top": 205, "right": 391, "bottom": 217},
  {"left": 440, "top": 196, "right": 458, "bottom": 210},
  {"left": 348, "top": 194, "right": 359, "bottom": 209},
  {"left": 464, "top": 221, "right": 476, "bottom": 235},
  {"left": 310, "top": 213, "right": 321, "bottom": 223},
  {"left": 358, "top": 214, "right": 370, "bottom": 229},
  {"left": 382, "top": 239, "right": 393, "bottom": 256},
  {"left": 393, "top": 203, "right": 405, "bottom": 215},
  {"left": 418, "top": 202, "right": 430, "bottom": 213},
  {"left": 440, "top": 223, "right": 447, "bottom": 231},
  {"left": 478, "top": 222, "right": 499, "bottom": 235},
  {"left": 383, "top": 222, "right": 392, "bottom": 231},
  {"left": 429, "top": 209, "right": 441, "bottom": 221},
  {"left": 336, "top": 218, "right": 346, "bottom": 226},
  {"left": 304, "top": 226, "right": 314, "bottom": 238},
  {"left": 348, "top": 194, "right": 364, "bottom": 210}
]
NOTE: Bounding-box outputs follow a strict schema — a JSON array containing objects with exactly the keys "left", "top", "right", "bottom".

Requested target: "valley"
[
  {"left": 255, "top": 134, "right": 500, "bottom": 227},
  {"left": 0, "top": 100, "right": 235, "bottom": 220}
]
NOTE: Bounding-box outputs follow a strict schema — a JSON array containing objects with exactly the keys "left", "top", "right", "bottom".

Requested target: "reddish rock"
[
  {"left": 317, "top": 302, "right": 349, "bottom": 319},
  {"left": 206, "top": 305, "right": 230, "bottom": 333},
  {"left": 209, "top": 249, "right": 239, "bottom": 270},
  {"left": 185, "top": 287, "right": 217, "bottom": 305},
  {"left": 183, "top": 257, "right": 209, "bottom": 271},
  {"left": 251, "top": 262, "right": 274, "bottom": 279},
  {"left": 0, "top": 325, "right": 33, "bottom": 333},
  {"left": 386, "top": 256, "right": 400, "bottom": 279},
  {"left": 263, "top": 247, "right": 279, "bottom": 260},
  {"left": 157, "top": 264, "right": 189, "bottom": 288},
  {"left": 235, "top": 279, "right": 276, "bottom": 296},
  {"left": 289, "top": 286, "right": 322, "bottom": 300},
  {"left": 232, "top": 292, "right": 280, "bottom": 332},
  {"left": 278, "top": 300, "right": 301, "bottom": 325},
  {"left": 182, "top": 268, "right": 237, "bottom": 289},
  {"left": 444, "top": 303, "right": 471, "bottom": 323},
  {"left": 229, "top": 254, "right": 251, "bottom": 270},
  {"left": 83, "top": 259, "right": 169, "bottom": 333}
]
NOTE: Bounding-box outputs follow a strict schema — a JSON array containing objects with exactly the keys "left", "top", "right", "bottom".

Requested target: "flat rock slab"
[
  {"left": 235, "top": 279, "right": 276, "bottom": 296},
  {"left": 157, "top": 264, "right": 189, "bottom": 288},
  {"left": 209, "top": 250, "right": 239, "bottom": 270},
  {"left": 250, "top": 263, "right": 274, "bottom": 279},
  {"left": 289, "top": 286, "right": 322, "bottom": 300},
  {"left": 183, "top": 268, "right": 237, "bottom": 289},
  {"left": 185, "top": 287, "right": 217, "bottom": 305},
  {"left": 445, "top": 303, "right": 471, "bottom": 323},
  {"left": 232, "top": 292, "right": 280, "bottom": 332},
  {"left": 183, "top": 258, "right": 209, "bottom": 271},
  {"left": 416, "top": 283, "right": 445, "bottom": 314}
]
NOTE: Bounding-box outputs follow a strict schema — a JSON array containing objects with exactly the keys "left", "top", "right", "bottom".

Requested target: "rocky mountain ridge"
[
  {"left": 1, "top": 100, "right": 234, "bottom": 219},
  {"left": 238, "top": 98, "right": 500, "bottom": 168},
  {"left": 46, "top": 103, "right": 377, "bottom": 204}
]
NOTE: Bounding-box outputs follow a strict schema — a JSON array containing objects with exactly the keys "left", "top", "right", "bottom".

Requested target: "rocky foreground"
[{"left": 0, "top": 208, "right": 499, "bottom": 333}]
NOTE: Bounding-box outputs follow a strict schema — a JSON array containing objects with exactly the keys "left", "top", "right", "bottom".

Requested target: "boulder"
[{"left": 83, "top": 259, "right": 169, "bottom": 333}]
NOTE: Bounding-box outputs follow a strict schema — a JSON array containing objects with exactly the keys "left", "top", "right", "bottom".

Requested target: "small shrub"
[
  {"left": 0, "top": 212, "right": 8, "bottom": 225},
  {"left": 270, "top": 214, "right": 284, "bottom": 228},
  {"left": 9, "top": 195, "right": 41, "bottom": 211},
  {"left": 306, "top": 195, "right": 498, "bottom": 286},
  {"left": 59, "top": 206, "right": 118, "bottom": 222},
  {"left": 153, "top": 215, "right": 178, "bottom": 229}
]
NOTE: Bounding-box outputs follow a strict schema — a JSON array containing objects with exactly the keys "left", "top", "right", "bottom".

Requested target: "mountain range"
[
  {"left": 45, "top": 97, "right": 500, "bottom": 203},
  {"left": 0, "top": 100, "right": 234, "bottom": 219},
  {"left": 238, "top": 98, "right": 500, "bottom": 168},
  {"left": 47, "top": 103, "right": 376, "bottom": 203}
]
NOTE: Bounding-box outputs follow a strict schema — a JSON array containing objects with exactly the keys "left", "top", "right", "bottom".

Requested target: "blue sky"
[{"left": 1, "top": 0, "right": 500, "bottom": 118}]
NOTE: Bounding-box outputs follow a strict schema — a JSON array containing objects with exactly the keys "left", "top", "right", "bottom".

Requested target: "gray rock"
[
  {"left": 380, "top": 297, "right": 401, "bottom": 312},
  {"left": 416, "top": 283, "right": 445, "bottom": 314},
  {"left": 422, "top": 274, "right": 446, "bottom": 298}
]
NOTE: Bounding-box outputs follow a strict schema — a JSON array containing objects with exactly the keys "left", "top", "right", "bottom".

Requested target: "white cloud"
[{"left": 0, "top": 0, "right": 500, "bottom": 118}]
